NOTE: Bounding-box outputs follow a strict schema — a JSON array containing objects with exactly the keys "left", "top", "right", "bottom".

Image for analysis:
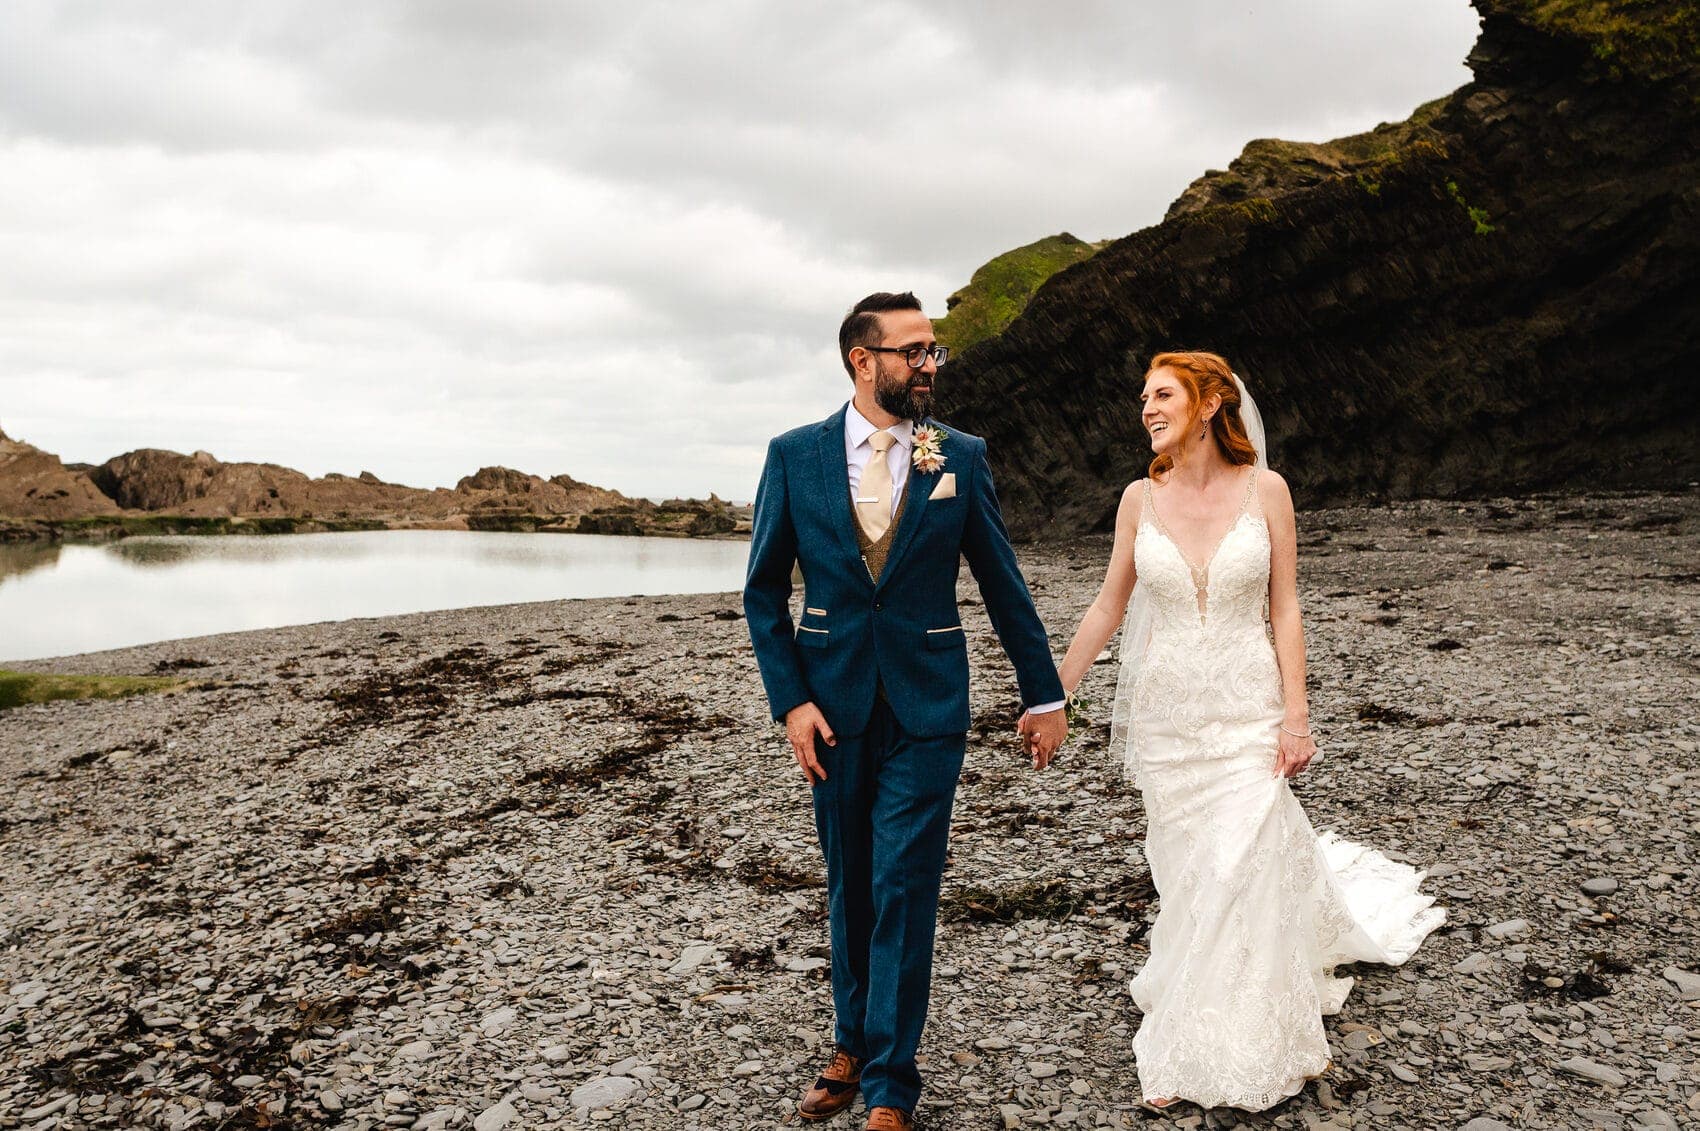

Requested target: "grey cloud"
[{"left": 0, "top": 0, "right": 1481, "bottom": 499}]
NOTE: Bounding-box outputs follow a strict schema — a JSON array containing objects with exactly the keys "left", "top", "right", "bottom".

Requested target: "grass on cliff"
[
  {"left": 932, "top": 233, "right": 1106, "bottom": 354},
  {"left": 0, "top": 669, "right": 184, "bottom": 711},
  {"left": 1171, "top": 96, "right": 1452, "bottom": 221},
  {"left": 1518, "top": 0, "right": 1699, "bottom": 88}
]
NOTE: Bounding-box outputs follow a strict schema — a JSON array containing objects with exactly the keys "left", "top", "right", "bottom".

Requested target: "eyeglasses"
[{"left": 864, "top": 344, "right": 949, "bottom": 369}]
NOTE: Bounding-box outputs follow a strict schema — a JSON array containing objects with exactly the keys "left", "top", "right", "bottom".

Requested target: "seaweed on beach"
[
  {"left": 26, "top": 1009, "right": 151, "bottom": 1090},
  {"left": 496, "top": 684, "right": 618, "bottom": 709},
  {"left": 322, "top": 645, "right": 507, "bottom": 727},
  {"left": 194, "top": 994, "right": 369, "bottom": 1127},
  {"left": 512, "top": 691, "right": 735, "bottom": 791},
  {"left": 64, "top": 737, "right": 163, "bottom": 770},
  {"left": 304, "top": 900, "right": 407, "bottom": 945},
  {"left": 942, "top": 878, "right": 1085, "bottom": 923},
  {"left": 153, "top": 656, "right": 214, "bottom": 671},
  {"left": 736, "top": 848, "right": 824, "bottom": 891},
  {"left": 1355, "top": 701, "right": 1443, "bottom": 727},
  {"left": 941, "top": 869, "right": 1156, "bottom": 925}
]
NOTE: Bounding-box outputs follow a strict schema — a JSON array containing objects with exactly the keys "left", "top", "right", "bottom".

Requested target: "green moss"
[
  {"left": 1510, "top": 0, "right": 1699, "bottom": 88},
  {"left": 933, "top": 233, "right": 1105, "bottom": 353},
  {"left": 1167, "top": 101, "right": 1452, "bottom": 221},
  {"left": 0, "top": 669, "right": 183, "bottom": 711},
  {"left": 1445, "top": 180, "right": 1498, "bottom": 235},
  {"left": 1228, "top": 198, "right": 1280, "bottom": 225}
]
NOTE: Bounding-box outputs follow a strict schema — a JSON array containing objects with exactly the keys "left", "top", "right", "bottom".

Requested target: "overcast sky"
[{"left": 0, "top": 1, "right": 1479, "bottom": 501}]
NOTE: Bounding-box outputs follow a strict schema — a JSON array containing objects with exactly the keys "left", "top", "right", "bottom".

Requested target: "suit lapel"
[
  {"left": 876, "top": 419, "right": 942, "bottom": 590},
  {"left": 816, "top": 407, "right": 871, "bottom": 584}
]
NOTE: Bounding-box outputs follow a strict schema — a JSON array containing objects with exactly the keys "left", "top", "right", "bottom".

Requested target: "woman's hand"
[{"left": 1274, "top": 725, "right": 1317, "bottom": 778}]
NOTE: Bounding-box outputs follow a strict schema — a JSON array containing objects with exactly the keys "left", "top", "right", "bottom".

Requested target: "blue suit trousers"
[{"left": 810, "top": 695, "right": 965, "bottom": 1114}]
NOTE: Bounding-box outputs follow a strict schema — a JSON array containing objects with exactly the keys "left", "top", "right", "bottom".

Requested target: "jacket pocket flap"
[
  {"left": 924, "top": 625, "right": 964, "bottom": 649},
  {"left": 796, "top": 626, "right": 829, "bottom": 649}
]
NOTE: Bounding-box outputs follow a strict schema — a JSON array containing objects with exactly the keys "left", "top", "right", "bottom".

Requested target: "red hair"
[{"left": 1145, "top": 350, "right": 1259, "bottom": 481}]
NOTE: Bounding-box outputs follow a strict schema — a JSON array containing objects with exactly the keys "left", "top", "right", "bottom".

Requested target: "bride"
[{"left": 1037, "top": 350, "right": 1445, "bottom": 1111}]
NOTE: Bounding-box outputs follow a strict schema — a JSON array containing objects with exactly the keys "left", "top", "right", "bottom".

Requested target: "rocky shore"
[
  {"left": 0, "top": 427, "right": 750, "bottom": 543},
  {"left": 1, "top": 489, "right": 1696, "bottom": 1130}
]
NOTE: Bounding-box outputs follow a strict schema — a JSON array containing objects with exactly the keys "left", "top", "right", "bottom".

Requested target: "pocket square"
[{"left": 930, "top": 472, "right": 957, "bottom": 500}]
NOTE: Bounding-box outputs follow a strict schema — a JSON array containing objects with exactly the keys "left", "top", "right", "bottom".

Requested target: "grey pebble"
[
  {"left": 570, "top": 1077, "right": 641, "bottom": 1111},
  {"left": 1555, "top": 1057, "right": 1627, "bottom": 1087},
  {"left": 473, "top": 1100, "right": 515, "bottom": 1131},
  {"left": 1661, "top": 966, "right": 1700, "bottom": 1000}
]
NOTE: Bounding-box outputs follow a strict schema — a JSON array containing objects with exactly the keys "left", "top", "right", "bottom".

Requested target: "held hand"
[
  {"left": 784, "top": 702, "right": 835, "bottom": 786},
  {"left": 1017, "top": 708, "right": 1068, "bottom": 771},
  {"left": 1274, "top": 725, "right": 1317, "bottom": 778}
]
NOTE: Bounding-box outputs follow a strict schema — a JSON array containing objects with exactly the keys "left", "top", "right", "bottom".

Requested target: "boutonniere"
[{"left": 911, "top": 425, "right": 947, "bottom": 474}]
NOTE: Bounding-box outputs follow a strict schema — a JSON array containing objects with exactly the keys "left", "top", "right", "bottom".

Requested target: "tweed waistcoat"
[{"left": 854, "top": 485, "right": 910, "bottom": 583}]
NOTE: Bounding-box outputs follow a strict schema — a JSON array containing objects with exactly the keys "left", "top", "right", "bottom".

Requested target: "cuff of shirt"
[{"left": 1027, "top": 700, "right": 1066, "bottom": 715}]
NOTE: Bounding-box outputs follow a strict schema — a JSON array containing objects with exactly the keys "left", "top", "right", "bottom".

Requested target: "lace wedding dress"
[{"left": 1122, "top": 470, "right": 1444, "bottom": 1111}]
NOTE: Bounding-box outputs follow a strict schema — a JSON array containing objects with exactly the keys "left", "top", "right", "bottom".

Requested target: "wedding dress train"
[{"left": 1123, "top": 472, "right": 1444, "bottom": 1110}]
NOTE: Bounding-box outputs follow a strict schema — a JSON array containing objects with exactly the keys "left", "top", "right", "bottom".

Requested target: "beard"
[{"left": 874, "top": 366, "right": 934, "bottom": 421}]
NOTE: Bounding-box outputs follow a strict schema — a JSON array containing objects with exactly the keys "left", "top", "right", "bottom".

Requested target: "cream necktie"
[{"left": 856, "top": 429, "right": 898, "bottom": 541}]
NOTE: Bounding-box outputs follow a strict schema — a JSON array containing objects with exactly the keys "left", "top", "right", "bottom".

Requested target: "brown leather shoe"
[
  {"left": 798, "top": 1047, "right": 863, "bottom": 1122},
  {"left": 864, "top": 1107, "right": 914, "bottom": 1131}
]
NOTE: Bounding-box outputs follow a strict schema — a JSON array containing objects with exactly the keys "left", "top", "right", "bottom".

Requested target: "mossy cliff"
[
  {"left": 933, "top": 234, "right": 1108, "bottom": 353},
  {"left": 939, "top": 0, "right": 1700, "bottom": 537}
]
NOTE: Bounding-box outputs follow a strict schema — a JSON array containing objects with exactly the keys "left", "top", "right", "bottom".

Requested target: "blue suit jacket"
[{"left": 744, "top": 405, "right": 1064, "bottom": 739}]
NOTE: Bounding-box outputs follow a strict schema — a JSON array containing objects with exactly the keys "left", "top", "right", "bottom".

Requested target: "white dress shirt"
[
  {"left": 841, "top": 404, "right": 1064, "bottom": 718},
  {"left": 844, "top": 403, "right": 913, "bottom": 519}
]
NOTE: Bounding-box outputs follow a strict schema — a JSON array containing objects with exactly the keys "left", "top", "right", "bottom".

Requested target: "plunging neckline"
[{"left": 1143, "top": 469, "right": 1260, "bottom": 616}]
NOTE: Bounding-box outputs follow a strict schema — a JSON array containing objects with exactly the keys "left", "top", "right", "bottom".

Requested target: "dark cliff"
[{"left": 941, "top": 0, "right": 1700, "bottom": 537}]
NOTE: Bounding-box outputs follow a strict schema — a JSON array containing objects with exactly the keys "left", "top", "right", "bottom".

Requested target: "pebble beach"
[{"left": 2, "top": 490, "right": 1696, "bottom": 1130}]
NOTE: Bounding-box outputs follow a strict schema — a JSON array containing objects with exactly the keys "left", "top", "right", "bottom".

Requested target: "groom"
[{"left": 744, "top": 292, "right": 1067, "bottom": 1129}]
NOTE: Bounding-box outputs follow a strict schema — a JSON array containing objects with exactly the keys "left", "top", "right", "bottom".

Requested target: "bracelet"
[{"left": 1280, "top": 723, "right": 1313, "bottom": 738}]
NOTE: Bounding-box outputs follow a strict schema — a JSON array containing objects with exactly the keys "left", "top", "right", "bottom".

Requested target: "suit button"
[{"left": 874, "top": 602, "right": 884, "bottom": 611}]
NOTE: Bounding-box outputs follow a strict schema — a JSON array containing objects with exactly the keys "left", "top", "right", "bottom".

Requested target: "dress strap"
[
  {"left": 1239, "top": 466, "right": 1261, "bottom": 519},
  {"left": 1140, "top": 477, "right": 1156, "bottom": 528}
]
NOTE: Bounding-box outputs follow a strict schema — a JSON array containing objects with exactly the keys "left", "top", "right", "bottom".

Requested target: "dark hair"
[{"left": 839, "top": 291, "right": 922, "bottom": 377}]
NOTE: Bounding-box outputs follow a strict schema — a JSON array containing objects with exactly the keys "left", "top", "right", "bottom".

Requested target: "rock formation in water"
[
  {"left": 0, "top": 427, "right": 121, "bottom": 521},
  {"left": 0, "top": 427, "right": 745, "bottom": 538},
  {"left": 940, "top": 0, "right": 1700, "bottom": 537}
]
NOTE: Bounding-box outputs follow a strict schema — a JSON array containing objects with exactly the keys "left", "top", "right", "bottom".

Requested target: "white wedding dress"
[{"left": 1122, "top": 470, "right": 1444, "bottom": 1110}]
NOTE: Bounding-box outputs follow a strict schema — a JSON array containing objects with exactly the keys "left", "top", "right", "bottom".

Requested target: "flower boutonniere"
[{"left": 911, "top": 425, "right": 947, "bottom": 474}]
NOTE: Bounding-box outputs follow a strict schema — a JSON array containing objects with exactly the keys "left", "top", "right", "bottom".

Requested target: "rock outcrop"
[
  {"left": 452, "top": 467, "right": 634, "bottom": 516},
  {"left": 933, "top": 234, "right": 1107, "bottom": 354},
  {"left": 941, "top": 0, "right": 1700, "bottom": 537},
  {"left": 0, "top": 430, "right": 746, "bottom": 538},
  {"left": 87, "top": 448, "right": 440, "bottom": 520},
  {"left": 0, "top": 427, "right": 120, "bottom": 521},
  {"left": 80, "top": 448, "right": 642, "bottom": 523}
]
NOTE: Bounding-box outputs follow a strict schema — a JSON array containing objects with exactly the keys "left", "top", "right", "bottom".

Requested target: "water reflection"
[
  {"left": 0, "top": 531, "right": 749, "bottom": 662},
  {"left": 0, "top": 541, "right": 63, "bottom": 588},
  {"left": 106, "top": 539, "right": 201, "bottom": 566}
]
